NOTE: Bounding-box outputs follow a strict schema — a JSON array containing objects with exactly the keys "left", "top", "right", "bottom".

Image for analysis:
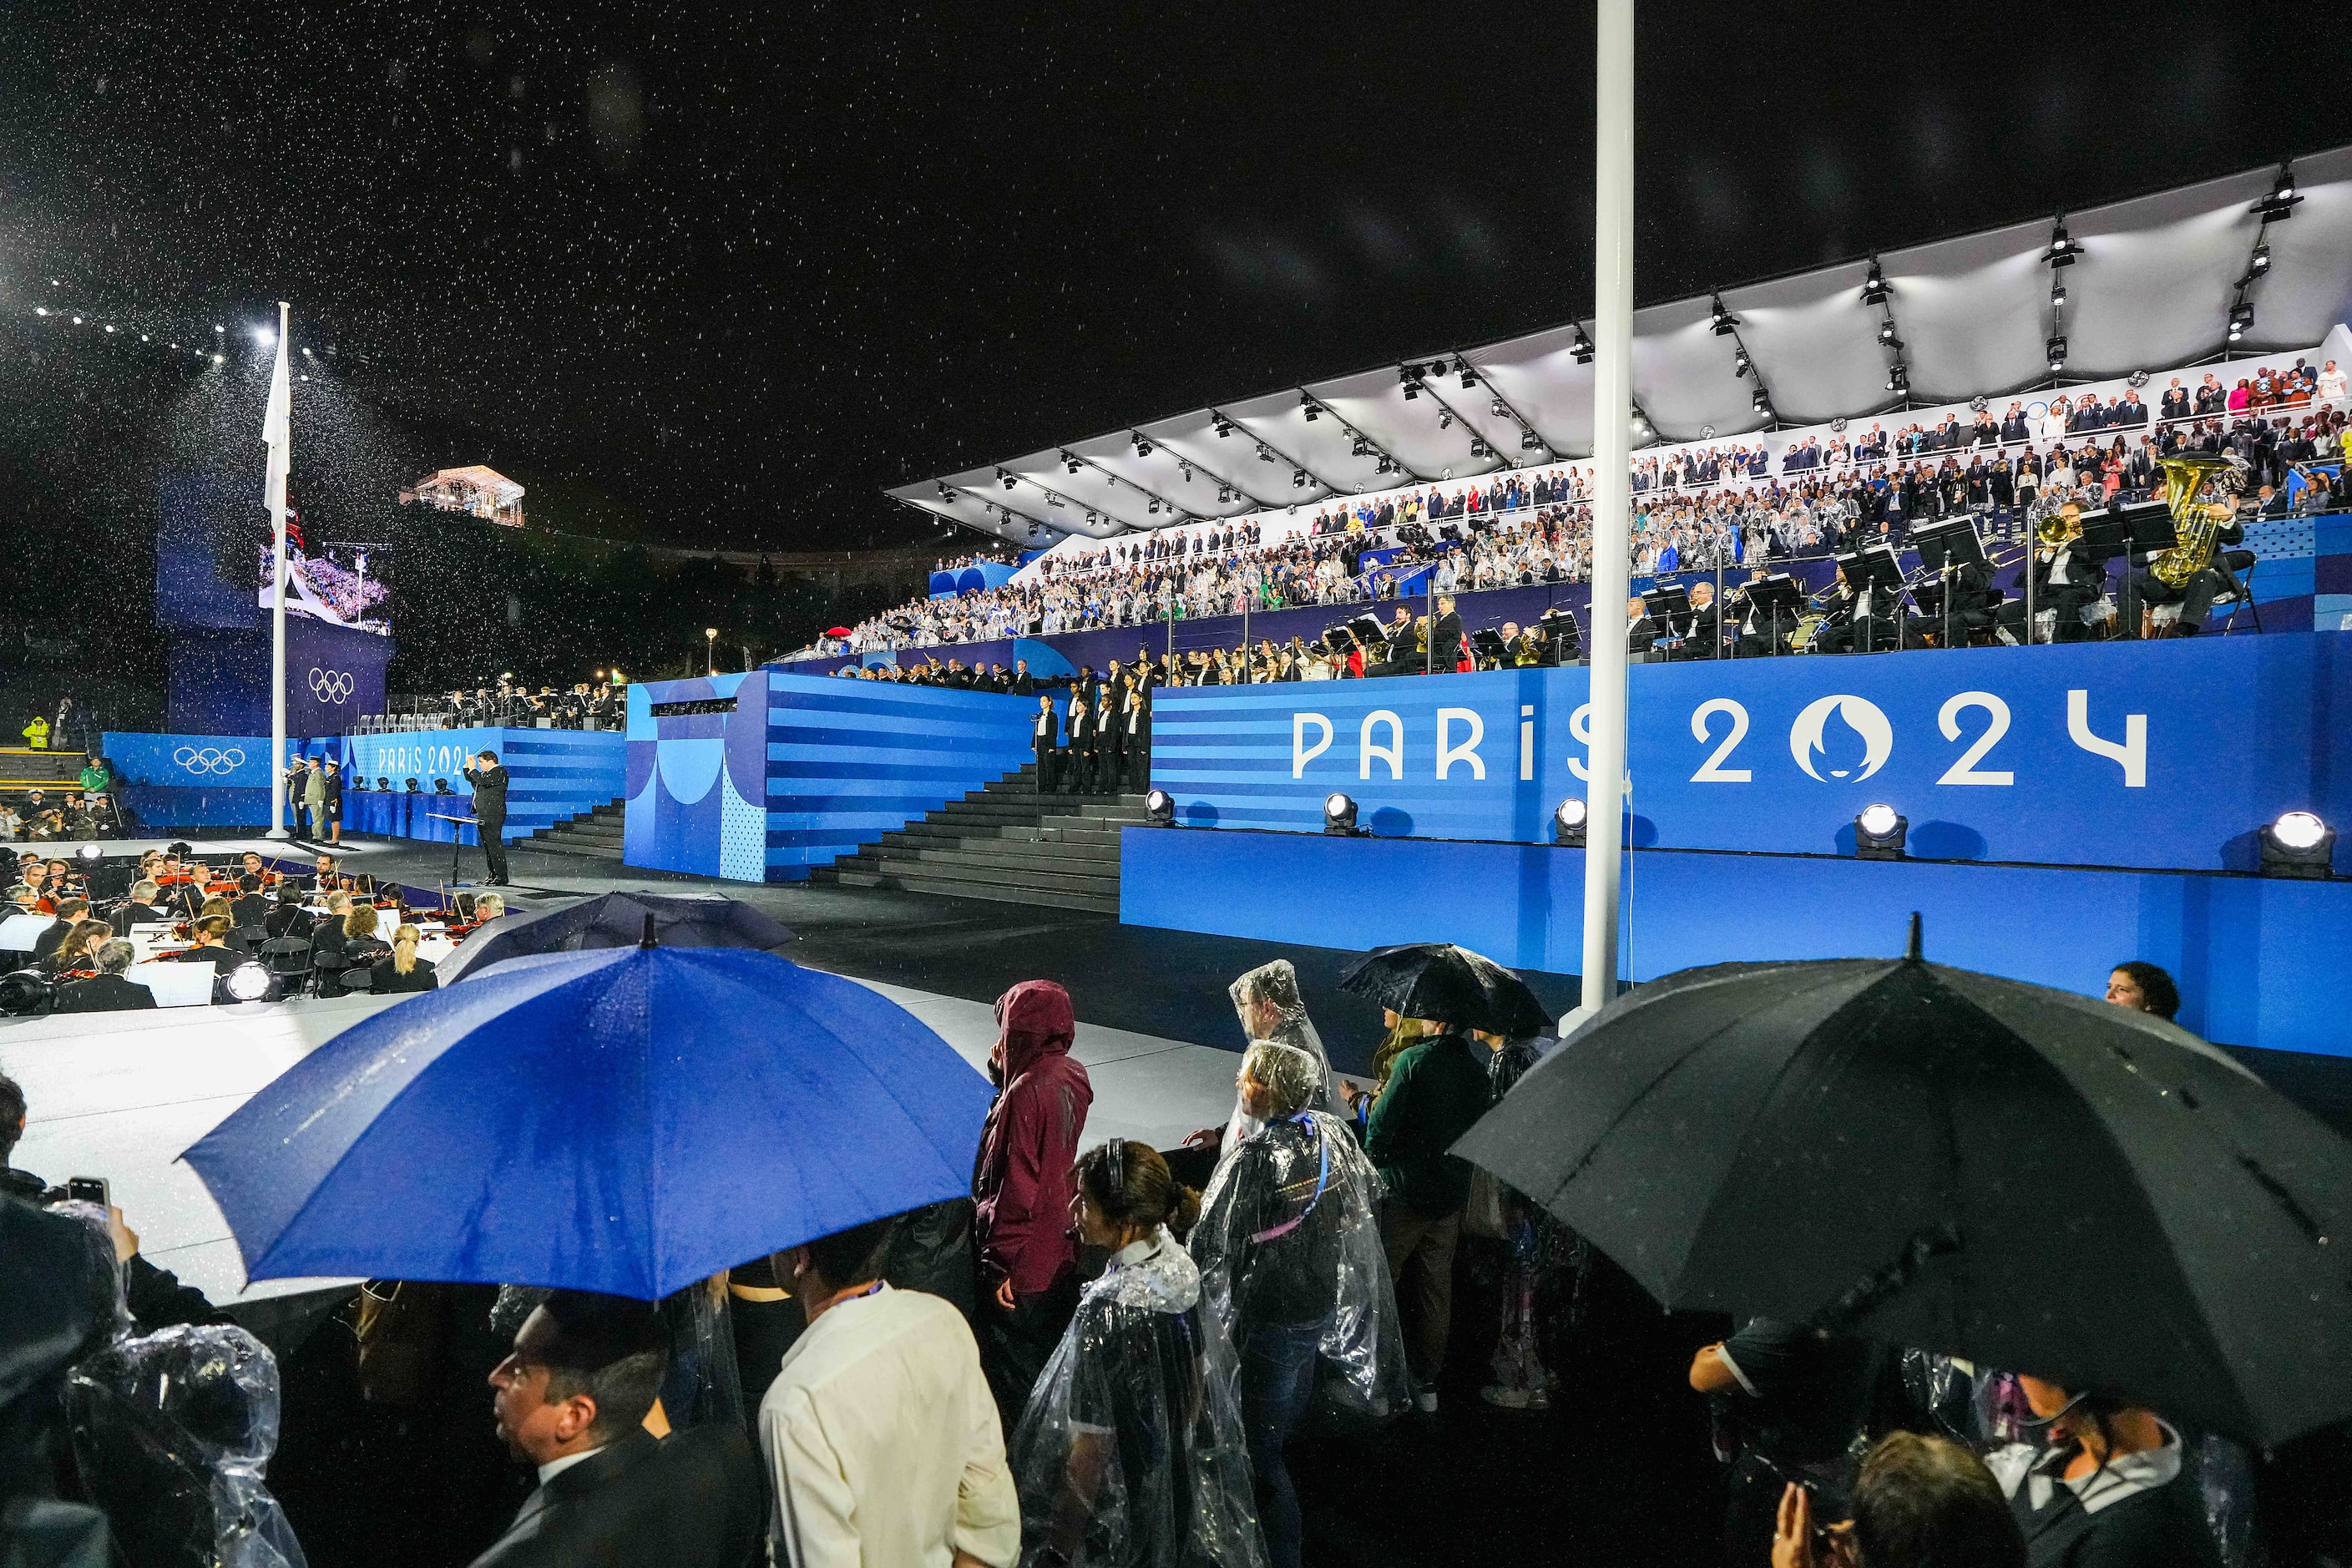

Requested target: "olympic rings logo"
[
  {"left": 308, "top": 667, "right": 356, "bottom": 703},
  {"left": 172, "top": 746, "right": 248, "bottom": 776}
]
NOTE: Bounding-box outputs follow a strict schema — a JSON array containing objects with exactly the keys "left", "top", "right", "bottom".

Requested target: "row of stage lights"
[
  {"left": 1136, "top": 789, "right": 2339, "bottom": 879},
  {"left": 20, "top": 281, "right": 329, "bottom": 380}
]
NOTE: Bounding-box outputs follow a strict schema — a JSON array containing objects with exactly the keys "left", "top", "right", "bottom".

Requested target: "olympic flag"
[{"left": 264, "top": 301, "right": 291, "bottom": 839}]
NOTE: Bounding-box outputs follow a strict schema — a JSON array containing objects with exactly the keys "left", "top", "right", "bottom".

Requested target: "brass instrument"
[
  {"left": 2033, "top": 496, "right": 2083, "bottom": 549},
  {"left": 2151, "top": 453, "right": 2245, "bottom": 589}
]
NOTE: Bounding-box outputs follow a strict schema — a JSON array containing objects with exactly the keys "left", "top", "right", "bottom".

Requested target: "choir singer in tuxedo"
[{"left": 1030, "top": 694, "right": 1060, "bottom": 794}]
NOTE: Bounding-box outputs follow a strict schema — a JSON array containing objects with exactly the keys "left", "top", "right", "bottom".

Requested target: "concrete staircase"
[
  {"left": 521, "top": 798, "right": 625, "bottom": 860},
  {"left": 0, "top": 748, "right": 89, "bottom": 791},
  {"left": 811, "top": 765, "right": 1147, "bottom": 914}
]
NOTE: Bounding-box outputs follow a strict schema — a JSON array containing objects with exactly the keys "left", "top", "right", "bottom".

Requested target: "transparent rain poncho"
[
  {"left": 1224, "top": 961, "right": 1338, "bottom": 1147},
  {"left": 65, "top": 1320, "right": 307, "bottom": 1568},
  {"left": 1009, "top": 1230, "right": 1265, "bottom": 1568},
  {"left": 1189, "top": 1110, "right": 1409, "bottom": 1414}
]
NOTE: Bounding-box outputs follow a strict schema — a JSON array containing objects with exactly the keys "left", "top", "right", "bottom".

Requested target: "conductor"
[{"left": 461, "top": 749, "right": 511, "bottom": 886}]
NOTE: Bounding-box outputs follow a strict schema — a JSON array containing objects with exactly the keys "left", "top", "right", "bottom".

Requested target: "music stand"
[
  {"left": 1909, "top": 515, "right": 1988, "bottom": 648},
  {"left": 1320, "top": 624, "right": 1355, "bottom": 656},
  {"left": 1469, "top": 629, "right": 1508, "bottom": 669},
  {"left": 1640, "top": 584, "right": 1692, "bottom": 655},
  {"left": 2067, "top": 506, "right": 2142, "bottom": 639},
  {"left": 2107, "top": 498, "right": 2175, "bottom": 639},
  {"left": 1737, "top": 575, "right": 1803, "bottom": 656},
  {"left": 1537, "top": 608, "right": 1582, "bottom": 665},
  {"left": 427, "top": 812, "right": 479, "bottom": 887},
  {"left": 1834, "top": 547, "right": 1906, "bottom": 652}
]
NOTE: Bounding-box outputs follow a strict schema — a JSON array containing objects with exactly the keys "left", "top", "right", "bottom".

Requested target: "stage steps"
[
  {"left": 811, "top": 764, "right": 1149, "bottom": 913},
  {"left": 520, "top": 798, "right": 626, "bottom": 860},
  {"left": 0, "top": 748, "right": 89, "bottom": 791}
]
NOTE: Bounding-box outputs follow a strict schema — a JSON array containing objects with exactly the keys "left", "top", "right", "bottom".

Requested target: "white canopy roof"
[{"left": 890, "top": 148, "right": 2352, "bottom": 546}]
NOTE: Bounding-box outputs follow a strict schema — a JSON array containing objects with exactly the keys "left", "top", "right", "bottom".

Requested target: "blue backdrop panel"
[
  {"left": 1118, "top": 827, "right": 2352, "bottom": 1057},
  {"left": 624, "top": 674, "right": 761, "bottom": 880},
  {"left": 118, "top": 787, "right": 275, "bottom": 830},
  {"left": 166, "top": 619, "right": 394, "bottom": 736},
  {"left": 764, "top": 675, "right": 1039, "bottom": 881},
  {"left": 155, "top": 472, "right": 259, "bottom": 631},
  {"left": 347, "top": 728, "right": 624, "bottom": 842},
  {"left": 100, "top": 732, "right": 276, "bottom": 791},
  {"left": 1149, "top": 631, "right": 2352, "bottom": 874},
  {"left": 622, "top": 673, "right": 1044, "bottom": 882}
]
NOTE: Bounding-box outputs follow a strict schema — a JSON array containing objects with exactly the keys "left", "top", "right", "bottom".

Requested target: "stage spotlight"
[
  {"left": 0, "top": 971, "right": 54, "bottom": 1018},
  {"left": 2046, "top": 335, "right": 2067, "bottom": 372},
  {"left": 1520, "top": 428, "right": 1541, "bottom": 451},
  {"left": 1752, "top": 387, "right": 1772, "bottom": 415},
  {"left": 1426, "top": 358, "right": 1449, "bottom": 378},
  {"left": 1402, "top": 380, "right": 1420, "bottom": 401},
  {"left": 1708, "top": 296, "right": 1738, "bottom": 335},
  {"left": 2252, "top": 165, "right": 2302, "bottom": 221},
  {"left": 2249, "top": 243, "right": 2272, "bottom": 275},
  {"left": 1323, "top": 792, "right": 1361, "bottom": 836},
  {"left": 1571, "top": 326, "right": 1596, "bottom": 364},
  {"left": 999, "top": 469, "right": 1017, "bottom": 489},
  {"left": 1732, "top": 347, "right": 1751, "bottom": 378},
  {"left": 211, "top": 353, "right": 224, "bottom": 364},
  {"left": 1854, "top": 802, "right": 1908, "bottom": 861},
  {"left": 1144, "top": 788, "right": 1175, "bottom": 827},
  {"left": 1291, "top": 468, "right": 1308, "bottom": 488},
  {"left": 1552, "top": 796, "right": 1588, "bottom": 847},
  {"left": 255, "top": 326, "right": 275, "bottom": 345},
  {"left": 1062, "top": 453, "right": 1080, "bottom": 473},
  {"left": 1438, "top": 411, "right": 1454, "bottom": 429},
  {"left": 1887, "top": 364, "right": 1909, "bottom": 393},
  {"left": 1859, "top": 260, "right": 1889, "bottom": 306},
  {"left": 2258, "top": 812, "right": 2335, "bottom": 879},
  {"left": 213, "top": 323, "right": 224, "bottom": 333},
  {"left": 2044, "top": 217, "right": 2080, "bottom": 266},
  {"left": 1875, "top": 321, "right": 1899, "bottom": 346},
  {"left": 2228, "top": 301, "right": 2254, "bottom": 342},
  {"left": 1135, "top": 437, "right": 1154, "bottom": 457},
  {"left": 77, "top": 843, "right": 99, "bottom": 862},
  {"left": 1213, "top": 417, "right": 1234, "bottom": 438},
  {"left": 1459, "top": 364, "right": 1478, "bottom": 388},
  {"left": 225, "top": 962, "right": 274, "bottom": 1004},
  {"left": 1301, "top": 395, "right": 1319, "bottom": 421},
  {"left": 33, "top": 307, "right": 46, "bottom": 316}
]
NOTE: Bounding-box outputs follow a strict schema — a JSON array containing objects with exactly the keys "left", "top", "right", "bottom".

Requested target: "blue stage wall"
[
  {"left": 1118, "top": 827, "right": 2352, "bottom": 1058},
  {"left": 1148, "top": 632, "right": 2352, "bottom": 874},
  {"left": 166, "top": 619, "right": 393, "bottom": 737},
  {"left": 623, "top": 672, "right": 1040, "bottom": 882},
  {"left": 346, "top": 728, "right": 625, "bottom": 841}
]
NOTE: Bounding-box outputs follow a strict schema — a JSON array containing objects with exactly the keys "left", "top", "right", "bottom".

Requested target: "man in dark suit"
[
  {"left": 1669, "top": 582, "right": 1723, "bottom": 660},
  {"left": 472, "top": 1291, "right": 762, "bottom": 1568},
  {"left": 53, "top": 940, "right": 158, "bottom": 1013},
  {"left": 1009, "top": 660, "right": 1035, "bottom": 697},
  {"left": 30, "top": 898, "right": 89, "bottom": 964},
  {"left": 462, "top": 750, "right": 512, "bottom": 886}
]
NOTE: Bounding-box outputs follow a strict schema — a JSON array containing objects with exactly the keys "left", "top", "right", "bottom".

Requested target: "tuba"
[{"left": 2151, "top": 454, "right": 2245, "bottom": 589}]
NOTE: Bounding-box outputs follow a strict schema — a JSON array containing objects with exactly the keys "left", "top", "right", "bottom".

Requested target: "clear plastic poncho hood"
[
  {"left": 66, "top": 1322, "right": 308, "bottom": 1568},
  {"left": 1009, "top": 1231, "right": 1265, "bottom": 1568},
  {"left": 1226, "top": 960, "right": 1338, "bottom": 1146},
  {"left": 1189, "top": 1110, "right": 1409, "bottom": 1413}
]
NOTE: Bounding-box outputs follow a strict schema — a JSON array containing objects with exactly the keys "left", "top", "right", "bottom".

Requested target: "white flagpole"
[
  {"left": 1581, "top": 0, "right": 1634, "bottom": 1018},
  {"left": 265, "top": 301, "right": 292, "bottom": 840}
]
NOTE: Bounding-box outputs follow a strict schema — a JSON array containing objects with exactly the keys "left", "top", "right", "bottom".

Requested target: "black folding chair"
[
  {"left": 260, "top": 938, "right": 313, "bottom": 995},
  {"left": 338, "top": 967, "right": 376, "bottom": 994}
]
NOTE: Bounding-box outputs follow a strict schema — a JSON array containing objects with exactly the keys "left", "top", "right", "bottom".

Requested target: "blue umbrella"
[{"left": 182, "top": 946, "right": 992, "bottom": 1299}]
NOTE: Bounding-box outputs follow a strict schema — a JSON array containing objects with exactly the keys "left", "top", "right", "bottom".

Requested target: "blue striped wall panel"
[
  {"left": 763, "top": 676, "right": 1037, "bottom": 878},
  {"left": 622, "top": 671, "right": 1038, "bottom": 881},
  {"left": 347, "top": 727, "right": 625, "bottom": 841}
]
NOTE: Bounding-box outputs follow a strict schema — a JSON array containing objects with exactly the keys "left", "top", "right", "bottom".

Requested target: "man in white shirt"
[{"left": 761, "top": 1216, "right": 1018, "bottom": 1568}]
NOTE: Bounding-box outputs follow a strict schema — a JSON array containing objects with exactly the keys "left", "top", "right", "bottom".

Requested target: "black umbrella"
[
  {"left": 438, "top": 892, "right": 792, "bottom": 984},
  {"left": 1454, "top": 918, "right": 2352, "bottom": 1447},
  {"left": 1338, "top": 943, "right": 1553, "bottom": 1039}
]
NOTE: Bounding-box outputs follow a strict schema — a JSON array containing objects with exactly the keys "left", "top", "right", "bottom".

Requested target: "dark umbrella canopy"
[
  {"left": 1338, "top": 943, "right": 1552, "bottom": 1039},
  {"left": 438, "top": 892, "right": 792, "bottom": 984},
  {"left": 1455, "top": 948, "right": 2352, "bottom": 1447}
]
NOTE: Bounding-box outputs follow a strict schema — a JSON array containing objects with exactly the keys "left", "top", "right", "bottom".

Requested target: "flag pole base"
[{"left": 264, "top": 828, "right": 292, "bottom": 841}]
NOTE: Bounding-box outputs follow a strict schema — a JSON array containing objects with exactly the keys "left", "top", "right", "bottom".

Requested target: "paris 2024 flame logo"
[{"left": 1788, "top": 694, "right": 1894, "bottom": 781}]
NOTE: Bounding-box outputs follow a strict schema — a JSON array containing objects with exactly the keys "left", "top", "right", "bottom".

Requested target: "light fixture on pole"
[{"left": 705, "top": 628, "right": 718, "bottom": 675}]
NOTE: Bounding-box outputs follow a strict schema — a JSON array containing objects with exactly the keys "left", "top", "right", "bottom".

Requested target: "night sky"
[{"left": 3, "top": 3, "right": 2349, "bottom": 554}]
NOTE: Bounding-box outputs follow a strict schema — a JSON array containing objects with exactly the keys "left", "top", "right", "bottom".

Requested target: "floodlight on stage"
[
  {"left": 1859, "top": 260, "right": 1889, "bottom": 306},
  {"left": 1887, "top": 365, "right": 1909, "bottom": 393},
  {"left": 1571, "top": 326, "right": 1595, "bottom": 365},
  {"left": 1144, "top": 789, "right": 1175, "bottom": 827},
  {"left": 1732, "top": 348, "right": 1751, "bottom": 377},
  {"left": 77, "top": 843, "right": 99, "bottom": 862},
  {"left": 2250, "top": 243, "right": 2272, "bottom": 275},
  {"left": 999, "top": 469, "right": 1017, "bottom": 489},
  {"left": 2050, "top": 280, "right": 2067, "bottom": 307},
  {"left": 211, "top": 354, "right": 224, "bottom": 365},
  {"left": 1438, "top": 411, "right": 1454, "bottom": 430},
  {"left": 1301, "top": 395, "right": 1319, "bottom": 421},
  {"left": 1854, "top": 803, "right": 1908, "bottom": 861},
  {"left": 2046, "top": 335, "right": 2067, "bottom": 372},
  {"left": 1708, "top": 296, "right": 1739, "bottom": 335},
  {"left": 2043, "top": 218, "right": 2080, "bottom": 267},
  {"left": 1752, "top": 387, "right": 1772, "bottom": 415},
  {"left": 2259, "top": 812, "right": 2335, "bottom": 880},
  {"left": 1459, "top": 363, "right": 1478, "bottom": 388},
  {"left": 1520, "top": 429, "right": 1541, "bottom": 451},
  {"left": 1875, "top": 321, "right": 1899, "bottom": 346},
  {"left": 255, "top": 326, "right": 275, "bottom": 345},
  {"left": 1323, "top": 792, "right": 1361, "bottom": 836},
  {"left": 33, "top": 307, "right": 46, "bottom": 316},
  {"left": 103, "top": 324, "right": 114, "bottom": 333},
  {"left": 2252, "top": 165, "right": 2303, "bottom": 222},
  {"left": 225, "top": 962, "right": 274, "bottom": 1003},
  {"left": 1552, "top": 796, "right": 1588, "bottom": 847}
]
